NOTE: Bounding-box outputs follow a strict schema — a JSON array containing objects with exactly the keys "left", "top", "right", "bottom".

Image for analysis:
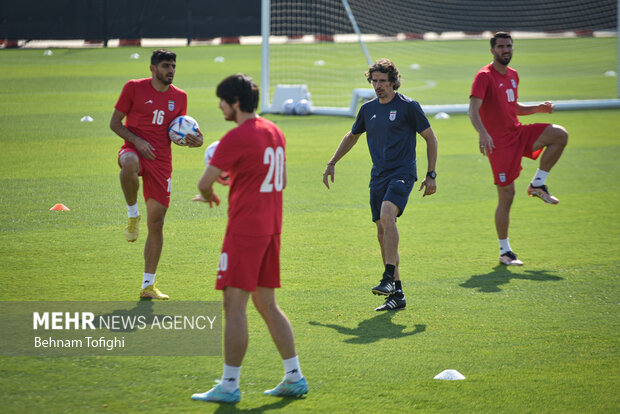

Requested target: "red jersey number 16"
[{"left": 260, "top": 146, "right": 285, "bottom": 193}]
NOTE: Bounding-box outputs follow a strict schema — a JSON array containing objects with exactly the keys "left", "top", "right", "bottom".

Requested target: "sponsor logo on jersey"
[
  {"left": 389, "top": 110, "right": 397, "bottom": 121},
  {"left": 144, "top": 100, "right": 153, "bottom": 104},
  {"left": 168, "top": 100, "right": 175, "bottom": 111},
  {"left": 370, "top": 114, "right": 377, "bottom": 120}
]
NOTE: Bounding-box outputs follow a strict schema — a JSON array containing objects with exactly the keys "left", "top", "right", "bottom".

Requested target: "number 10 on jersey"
[{"left": 260, "top": 146, "right": 285, "bottom": 193}]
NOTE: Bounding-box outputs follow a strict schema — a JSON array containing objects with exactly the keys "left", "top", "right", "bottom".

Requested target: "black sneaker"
[
  {"left": 371, "top": 274, "right": 395, "bottom": 296},
  {"left": 375, "top": 294, "right": 406, "bottom": 311}
]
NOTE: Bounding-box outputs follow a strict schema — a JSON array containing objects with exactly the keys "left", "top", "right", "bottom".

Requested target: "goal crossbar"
[{"left": 261, "top": 0, "right": 620, "bottom": 117}]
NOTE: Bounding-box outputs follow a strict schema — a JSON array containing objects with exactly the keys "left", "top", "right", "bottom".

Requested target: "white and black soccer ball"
[
  {"left": 168, "top": 115, "right": 199, "bottom": 146},
  {"left": 294, "top": 99, "right": 312, "bottom": 115}
]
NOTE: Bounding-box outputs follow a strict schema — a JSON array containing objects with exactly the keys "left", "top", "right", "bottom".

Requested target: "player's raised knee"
[
  {"left": 552, "top": 124, "right": 568, "bottom": 146},
  {"left": 120, "top": 152, "right": 140, "bottom": 173}
]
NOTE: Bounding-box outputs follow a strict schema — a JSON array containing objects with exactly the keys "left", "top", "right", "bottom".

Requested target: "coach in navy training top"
[
  {"left": 352, "top": 92, "right": 431, "bottom": 185},
  {"left": 322, "top": 58, "right": 439, "bottom": 312}
]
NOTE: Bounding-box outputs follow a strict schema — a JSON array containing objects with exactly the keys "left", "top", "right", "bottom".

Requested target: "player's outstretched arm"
[
  {"left": 517, "top": 101, "right": 554, "bottom": 115},
  {"left": 322, "top": 131, "right": 361, "bottom": 189},
  {"left": 197, "top": 165, "right": 222, "bottom": 208}
]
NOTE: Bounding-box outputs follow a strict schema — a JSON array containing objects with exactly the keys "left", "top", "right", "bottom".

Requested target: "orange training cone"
[{"left": 49, "top": 203, "right": 70, "bottom": 211}]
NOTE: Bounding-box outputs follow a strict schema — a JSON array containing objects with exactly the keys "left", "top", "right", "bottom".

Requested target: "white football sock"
[
  {"left": 220, "top": 364, "right": 241, "bottom": 392},
  {"left": 499, "top": 238, "right": 512, "bottom": 255},
  {"left": 142, "top": 273, "right": 156, "bottom": 289},
  {"left": 283, "top": 355, "right": 303, "bottom": 382},
  {"left": 531, "top": 168, "right": 549, "bottom": 187},
  {"left": 127, "top": 203, "right": 139, "bottom": 218}
]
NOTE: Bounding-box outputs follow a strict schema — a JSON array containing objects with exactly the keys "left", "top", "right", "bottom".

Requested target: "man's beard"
[
  {"left": 157, "top": 72, "right": 173, "bottom": 85},
  {"left": 496, "top": 55, "right": 512, "bottom": 65}
]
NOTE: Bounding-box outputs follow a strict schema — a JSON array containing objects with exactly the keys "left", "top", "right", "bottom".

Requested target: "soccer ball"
[
  {"left": 204, "top": 141, "right": 230, "bottom": 186},
  {"left": 294, "top": 99, "right": 312, "bottom": 115},
  {"left": 204, "top": 140, "right": 218, "bottom": 166},
  {"left": 168, "top": 115, "right": 199, "bottom": 146},
  {"left": 281, "top": 99, "right": 295, "bottom": 115}
]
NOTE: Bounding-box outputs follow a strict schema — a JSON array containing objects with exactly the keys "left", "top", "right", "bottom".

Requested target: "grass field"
[{"left": 1, "top": 38, "right": 619, "bottom": 413}]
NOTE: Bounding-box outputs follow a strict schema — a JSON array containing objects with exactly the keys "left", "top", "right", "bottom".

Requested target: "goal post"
[
  {"left": 261, "top": 0, "right": 620, "bottom": 117},
  {"left": 260, "top": 0, "right": 271, "bottom": 116},
  {"left": 261, "top": 0, "right": 376, "bottom": 116}
]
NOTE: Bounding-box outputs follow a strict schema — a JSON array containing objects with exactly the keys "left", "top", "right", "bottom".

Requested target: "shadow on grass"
[
  {"left": 460, "top": 265, "right": 564, "bottom": 292},
  {"left": 210, "top": 396, "right": 299, "bottom": 413},
  {"left": 309, "top": 312, "right": 426, "bottom": 344}
]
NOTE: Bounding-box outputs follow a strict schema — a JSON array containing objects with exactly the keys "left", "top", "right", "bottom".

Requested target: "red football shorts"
[
  {"left": 118, "top": 145, "right": 172, "bottom": 208},
  {"left": 488, "top": 123, "right": 549, "bottom": 186},
  {"left": 215, "top": 233, "right": 281, "bottom": 292}
]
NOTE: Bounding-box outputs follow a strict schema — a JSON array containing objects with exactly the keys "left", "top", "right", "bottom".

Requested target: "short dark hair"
[
  {"left": 151, "top": 49, "right": 176, "bottom": 65},
  {"left": 216, "top": 74, "right": 259, "bottom": 113},
  {"left": 366, "top": 58, "right": 401, "bottom": 90},
  {"left": 491, "top": 32, "right": 512, "bottom": 48}
]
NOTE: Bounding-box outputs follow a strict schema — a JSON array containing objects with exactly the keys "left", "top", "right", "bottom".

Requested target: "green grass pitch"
[{"left": 0, "top": 38, "right": 619, "bottom": 413}]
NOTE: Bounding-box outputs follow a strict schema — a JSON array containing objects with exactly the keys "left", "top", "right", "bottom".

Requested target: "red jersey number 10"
[{"left": 260, "top": 146, "right": 285, "bottom": 193}]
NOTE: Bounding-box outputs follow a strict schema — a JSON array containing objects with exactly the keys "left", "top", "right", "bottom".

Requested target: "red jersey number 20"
[{"left": 260, "top": 146, "right": 285, "bottom": 193}]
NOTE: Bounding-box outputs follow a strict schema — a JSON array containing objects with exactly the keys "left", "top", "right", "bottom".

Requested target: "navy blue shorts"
[{"left": 369, "top": 175, "right": 416, "bottom": 222}]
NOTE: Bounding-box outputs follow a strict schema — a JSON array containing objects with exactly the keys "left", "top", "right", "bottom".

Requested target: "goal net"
[{"left": 261, "top": 0, "right": 619, "bottom": 116}]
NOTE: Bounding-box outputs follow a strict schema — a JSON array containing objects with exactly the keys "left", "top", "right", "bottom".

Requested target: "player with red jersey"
[
  {"left": 469, "top": 32, "right": 568, "bottom": 266},
  {"left": 110, "top": 49, "right": 203, "bottom": 299},
  {"left": 192, "top": 74, "right": 307, "bottom": 404}
]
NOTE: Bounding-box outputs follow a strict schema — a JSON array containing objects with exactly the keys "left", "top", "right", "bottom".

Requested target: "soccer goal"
[{"left": 260, "top": 0, "right": 620, "bottom": 117}]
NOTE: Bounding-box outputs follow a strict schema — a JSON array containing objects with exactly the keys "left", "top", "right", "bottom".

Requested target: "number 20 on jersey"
[{"left": 260, "top": 146, "right": 285, "bottom": 193}]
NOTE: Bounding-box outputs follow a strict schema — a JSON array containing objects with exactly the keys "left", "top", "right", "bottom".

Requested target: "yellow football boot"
[
  {"left": 140, "top": 283, "right": 169, "bottom": 300},
  {"left": 125, "top": 215, "right": 141, "bottom": 242}
]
